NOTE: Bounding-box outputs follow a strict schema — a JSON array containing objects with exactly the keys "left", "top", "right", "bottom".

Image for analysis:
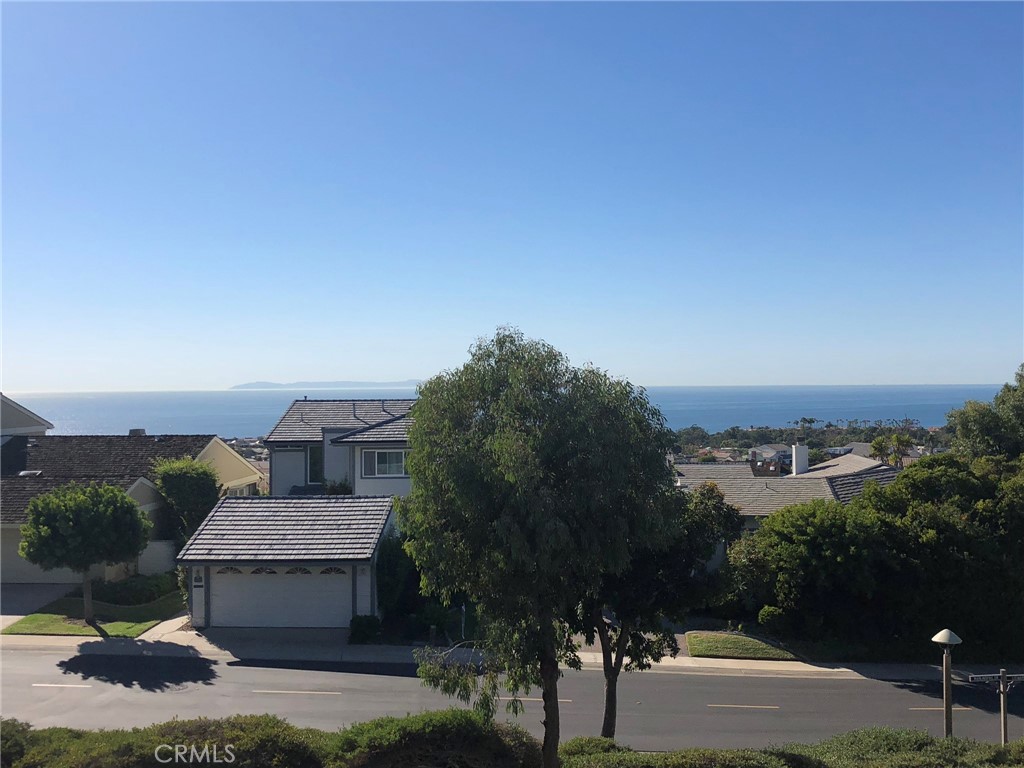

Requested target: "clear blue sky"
[{"left": 3, "top": 2, "right": 1021, "bottom": 391}]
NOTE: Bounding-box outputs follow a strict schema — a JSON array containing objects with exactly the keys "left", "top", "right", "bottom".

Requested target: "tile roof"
[
  {"left": 793, "top": 453, "right": 882, "bottom": 478},
  {"left": 266, "top": 400, "right": 416, "bottom": 443},
  {"left": 676, "top": 477, "right": 835, "bottom": 517},
  {"left": 827, "top": 466, "right": 900, "bottom": 505},
  {"left": 675, "top": 463, "right": 755, "bottom": 480},
  {"left": 330, "top": 415, "right": 413, "bottom": 444},
  {"left": 0, "top": 434, "right": 215, "bottom": 524},
  {"left": 176, "top": 496, "right": 393, "bottom": 563}
]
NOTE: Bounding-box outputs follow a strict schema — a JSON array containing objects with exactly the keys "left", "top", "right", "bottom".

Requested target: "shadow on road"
[
  {"left": 225, "top": 658, "right": 419, "bottom": 678},
  {"left": 57, "top": 640, "right": 219, "bottom": 692},
  {"left": 889, "top": 679, "right": 1024, "bottom": 717}
]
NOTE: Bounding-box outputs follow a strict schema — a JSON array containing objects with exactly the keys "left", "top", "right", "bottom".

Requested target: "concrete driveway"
[
  {"left": 197, "top": 627, "right": 350, "bottom": 662},
  {"left": 1, "top": 583, "right": 76, "bottom": 629}
]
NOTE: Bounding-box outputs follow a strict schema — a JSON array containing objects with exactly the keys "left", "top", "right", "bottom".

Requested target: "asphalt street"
[{"left": 2, "top": 650, "right": 1022, "bottom": 751}]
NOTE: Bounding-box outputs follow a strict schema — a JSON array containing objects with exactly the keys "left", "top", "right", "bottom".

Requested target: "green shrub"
[
  {"left": 560, "top": 748, "right": 790, "bottom": 768},
  {"left": 324, "top": 479, "right": 353, "bottom": 495},
  {"left": 16, "top": 715, "right": 321, "bottom": 768},
  {"left": 70, "top": 572, "right": 178, "bottom": 605},
  {"left": 757, "top": 605, "right": 786, "bottom": 634},
  {"left": 348, "top": 615, "right": 382, "bottom": 644},
  {"left": 324, "top": 708, "right": 541, "bottom": 768},
  {"left": 560, "top": 736, "right": 625, "bottom": 758},
  {"left": 1, "top": 718, "right": 34, "bottom": 768}
]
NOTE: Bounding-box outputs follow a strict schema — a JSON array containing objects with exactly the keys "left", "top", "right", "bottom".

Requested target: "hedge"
[{"left": 2, "top": 715, "right": 1021, "bottom": 768}]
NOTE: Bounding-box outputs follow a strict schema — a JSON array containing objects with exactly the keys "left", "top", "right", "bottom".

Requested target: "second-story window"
[
  {"left": 308, "top": 445, "right": 324, "bottom": 484},
  {"left": 362, "top": 449, "right": 409, "bottom": 477}
]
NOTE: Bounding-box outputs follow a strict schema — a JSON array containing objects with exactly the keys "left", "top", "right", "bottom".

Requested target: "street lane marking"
[
  {"left": 909, "top": 706, "right": 971, "bottom": 711},
  {"left": 707, "top": 704, "right": 780, "bottom": 709},
  {"left": 253, "top": 689, "right": 343, "bottom": 696},
  {"left": 499, "top": 697, "right": 573, "bottom": 703},
  {"left": 32, "top": 683, "right": 92, "bottom": 688}
]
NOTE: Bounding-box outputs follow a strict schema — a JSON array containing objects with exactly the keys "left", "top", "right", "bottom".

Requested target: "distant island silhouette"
[{"left": 231, "top": 380, "right": 421, "bottom": 390}]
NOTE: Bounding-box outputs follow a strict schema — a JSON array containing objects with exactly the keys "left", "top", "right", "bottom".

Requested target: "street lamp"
[{"left": 931, "top": 629, "right": 962, "bottom": 738}]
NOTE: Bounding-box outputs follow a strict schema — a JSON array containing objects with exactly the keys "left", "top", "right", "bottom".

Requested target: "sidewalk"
[{"left": 5, "top": 622, "right": 1015, "bottom": 681}]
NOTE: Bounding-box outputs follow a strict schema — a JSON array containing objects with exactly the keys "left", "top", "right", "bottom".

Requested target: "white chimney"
[{"left": 792, "top": 444, "right": 809, "bottom": 476}]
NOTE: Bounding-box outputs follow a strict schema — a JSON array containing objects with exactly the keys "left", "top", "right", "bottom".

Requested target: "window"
[
  {"left": 307, "top": 445, "right": 324, "bottom": 484},
  {"left": 320, "top": 567, "right": 346, "bottom": 575},
  {"left": 216, "top": 567, "right": 242, "bottom": 574},
  {"left": 251, "top": 567, "right": 278, "bottom": 574},
  {"left": 285, "top": 567, "right": 311, "bottom": 575},
  {"left": 362, "top": 450, "right": 409, "bottom": 478}
]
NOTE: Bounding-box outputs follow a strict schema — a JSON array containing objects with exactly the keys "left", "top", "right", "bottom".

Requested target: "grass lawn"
[
  {"left": 685, "top": 631, "right": 798, "bottom": 661},
  {"left": 2, "top": 592, "right": 185, "bottom": 639}
]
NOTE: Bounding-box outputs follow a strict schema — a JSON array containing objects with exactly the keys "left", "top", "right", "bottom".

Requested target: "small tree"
[
  {"left": 19, "top": 483, "right": 152, "bottom": 623},
  {"left": 153, "top": 456, "right": 221, "bottom": 540},
  {"left": 584, "top": 482, "right": 741, "bottom": 737}
]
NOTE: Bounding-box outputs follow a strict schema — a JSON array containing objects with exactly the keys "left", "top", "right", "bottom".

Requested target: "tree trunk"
[
  {"left": 539, "top": 646, "right": 561, "bottom": 768},
  {"left": 82, "top": 571, "right": 94, "bottom": 625},
  {"left": 601, "top": 671, "right": 619, "bottom": 738}
]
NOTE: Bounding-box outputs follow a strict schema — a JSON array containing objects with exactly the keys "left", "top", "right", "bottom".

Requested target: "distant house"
[
  {"left": 752, "top": 444, "right": 791, "bottom": 462},
  {"left": 1, "top": 394, "right": 53, "bottom": 438},
  {"left": 178, "top": 495, "right": 394, "bottom": 629},
  {"left": 265, "top": 399, "right": 415, "bottom": 497},
  {"left": 0, "top": 432, "right": 265, "bottom": 584},
  {"left": 675, "top": 445, "right": 899, "bottom": 528}
]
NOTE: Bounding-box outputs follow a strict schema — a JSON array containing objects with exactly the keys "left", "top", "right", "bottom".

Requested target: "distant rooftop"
[{"left": 265, "top": 399, "right": 416, "bottom": 443}]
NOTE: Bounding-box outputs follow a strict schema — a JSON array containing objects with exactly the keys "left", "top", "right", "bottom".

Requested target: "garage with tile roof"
[{"left": 177, "top": 495, "right": 394, "bottom": 629}]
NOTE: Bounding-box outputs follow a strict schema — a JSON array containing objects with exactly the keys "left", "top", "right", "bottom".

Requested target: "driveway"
[
  {"left": 197, "top": 627, "right": 350, "bottom": 662},
  {"left": 1, "top": 583, "right": 76, "bottom": 629}
]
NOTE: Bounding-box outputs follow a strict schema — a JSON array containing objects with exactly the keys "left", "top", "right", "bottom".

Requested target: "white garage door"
[
  {"left": 209, "top": 566, "right": 352, "bottom": 627},
  {"left": 1, "top": 528, "right": 79, "bottom": 584}
]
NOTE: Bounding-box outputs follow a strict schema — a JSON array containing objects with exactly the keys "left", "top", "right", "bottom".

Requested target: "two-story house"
[{"left": 265, "top": 399, "right": 415, "bottom": 497}]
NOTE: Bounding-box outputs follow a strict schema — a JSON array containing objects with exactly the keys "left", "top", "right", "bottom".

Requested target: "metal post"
[
  {"left": 943, "top": 646, "right": 953, "bottom": 738},
  {"left": 1000, "top": 669, "right": 1008, "bottom": 746}
]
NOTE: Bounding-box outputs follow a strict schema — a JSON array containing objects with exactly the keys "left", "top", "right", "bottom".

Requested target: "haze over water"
[{"left": 9, "top": 385, "right": 1002, "bottom": 438}]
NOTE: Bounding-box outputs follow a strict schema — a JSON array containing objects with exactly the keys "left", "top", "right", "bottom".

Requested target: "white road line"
[
  {"left": 498, "top": 697, "right": 573, "bottom": 703},
  {"left": 909, "top": 706, "right": 971, "bottom": 711},
  {"left": 32, "top": 683, "right": 92, "bottom": 688},
  {"left": 707, "top": 704, "right": 780, "bottom": 709},
  {"left": 252, "top": 689, "right": 344, "bottom": 696}
]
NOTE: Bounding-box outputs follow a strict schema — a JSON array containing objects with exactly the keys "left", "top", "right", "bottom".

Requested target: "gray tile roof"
[
  {"left": 676, "top": 477, "right": 835, "bottom": 517},
  {"left": 330, "top": 415, "right": 413, "bottom": 444},
  {"left": 674, "top": 463, "right": 755, "bottom": 480},
  {"left": 266, "top": 400, "right": 416, "bottom": 443},
  {"left": 794, "top": 453, "right": 882, "bottom": 477},
  {"left": 0, "top": 434, "right": 215, "bottom": 525},
  {"left": 827, "top": 466, "right": 900, "bottom": 505},
  {"left": 176, "top": 496, "right": 393, "bottom": 563}
]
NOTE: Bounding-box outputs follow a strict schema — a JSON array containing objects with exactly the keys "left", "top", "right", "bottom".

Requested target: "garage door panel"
[{"left": 210, "top": 569, "right": 352, "bottom": 627}]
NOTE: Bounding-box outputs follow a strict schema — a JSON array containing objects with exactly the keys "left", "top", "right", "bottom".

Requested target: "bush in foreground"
[
  {"left": 3, "top": 715, "right": 1022, "bottom": 768},
  {"left": 70, "top": 572, "right": 179, "bottom": 606}
]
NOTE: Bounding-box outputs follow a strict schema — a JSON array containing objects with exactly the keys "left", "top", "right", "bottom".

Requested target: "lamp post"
[{"left": 931, "top": 629, "right": 962, "bottom": 738}]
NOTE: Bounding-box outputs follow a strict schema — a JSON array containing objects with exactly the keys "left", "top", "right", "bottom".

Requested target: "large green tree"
[
  {"left": 153, "top": 456, "right": 221, "bottom": 540},
  {"left": 19, "top": 483, "right": 152, "bottom": 623},
  {"left": 397, "top": 328, "right": 675, "bottom": 768},
  {"left": 948, "top": 364, "right": 1024, "bottom": 459},
  {"left": 584, "top": 482, "right": 741, "bottom": 738}
]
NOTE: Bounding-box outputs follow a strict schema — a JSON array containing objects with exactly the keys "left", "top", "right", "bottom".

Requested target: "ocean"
[{"left": 7, "top": 385, "right": 1003, "bottom": 438}]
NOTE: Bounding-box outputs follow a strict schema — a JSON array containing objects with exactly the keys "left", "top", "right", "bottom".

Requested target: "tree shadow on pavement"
[
  {"left": 225, "top": 658, "right": 419, "bottom": 678},
  {"left": 57, "top": 640, "right": 219, "bottom": 692},
  {"left": 890, "top": 679, "right": 1024, "bottom": 717}
]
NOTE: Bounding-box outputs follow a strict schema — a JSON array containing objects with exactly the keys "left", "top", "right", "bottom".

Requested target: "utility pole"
[{"left": 969, "top": 668, "right": 1024, "bottom": 745}]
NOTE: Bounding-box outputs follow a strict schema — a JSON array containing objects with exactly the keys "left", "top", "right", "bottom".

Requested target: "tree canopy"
[
  {"left": 153, "top": 456, "right": 221, "bottom": 540},
  {"left": 948, "top": 364, "right": 1024, "bottom": 459},
  {"left": 397, "top": 328, "right": 676, "bottom": 767},
  {"left": 19, "top": 482, "right": 152, "bottom": 623}
]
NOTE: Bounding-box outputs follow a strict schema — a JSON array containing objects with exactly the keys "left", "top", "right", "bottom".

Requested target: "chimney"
[
  {"left": 748, "top": 449, "right": 757, "bottom": 462},
  {"left": 791, "top": 444, "right": 809, "bottom": 476},
  {"left": 128, "top": 428, "right": 146, "bottom": 437}
]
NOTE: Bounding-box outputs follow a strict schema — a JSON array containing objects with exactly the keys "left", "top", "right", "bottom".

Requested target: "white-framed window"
[{"left": 362, "top": 449, "right": 410, "bottom": 478}]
